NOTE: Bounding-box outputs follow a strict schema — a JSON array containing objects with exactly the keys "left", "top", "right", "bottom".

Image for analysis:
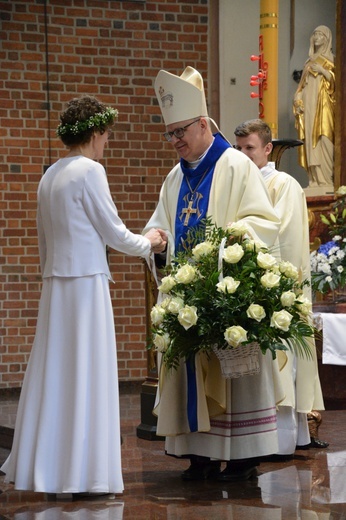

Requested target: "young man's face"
[{"left": 234, "top": 132, "right": 272, "bottom": 169}]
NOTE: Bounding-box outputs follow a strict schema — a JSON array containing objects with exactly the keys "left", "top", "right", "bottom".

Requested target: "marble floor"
[{"left": 0, "top": 386, "right": 346, "bottom": 519}]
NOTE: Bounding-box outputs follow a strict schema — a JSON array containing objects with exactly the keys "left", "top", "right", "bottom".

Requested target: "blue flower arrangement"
[{"left": 310, "top": 186, "right": 346, "bottom": 294}]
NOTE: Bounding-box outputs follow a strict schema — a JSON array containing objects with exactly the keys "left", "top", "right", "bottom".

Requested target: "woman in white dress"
[{"left": 0, "top": 96, "right": 166, "bottom": 496}]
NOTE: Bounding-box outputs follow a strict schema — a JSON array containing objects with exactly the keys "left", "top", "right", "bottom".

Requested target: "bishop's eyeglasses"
[{"left": 163, "top": 118, "right": 201, "bottom": 142}]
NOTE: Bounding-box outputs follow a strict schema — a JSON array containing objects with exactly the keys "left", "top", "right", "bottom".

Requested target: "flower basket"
[
  {"left": 213, "top": 342, "right": 260, "bottom": 379},
  {"left": 150, "top": 219, "right": 315, "bottom": 372}
]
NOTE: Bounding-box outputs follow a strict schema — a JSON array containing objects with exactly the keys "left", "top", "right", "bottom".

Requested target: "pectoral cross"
[
  {"left": 181, "top": 199, "right": 198, "bottom": 226},
  {"left": 180, "top": 193, "right": 203, "bottom": 226}
]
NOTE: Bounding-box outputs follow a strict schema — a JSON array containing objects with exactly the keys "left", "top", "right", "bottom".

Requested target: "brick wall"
[{"left": 0, "top": 0, "right": 209, "bottom": 387}]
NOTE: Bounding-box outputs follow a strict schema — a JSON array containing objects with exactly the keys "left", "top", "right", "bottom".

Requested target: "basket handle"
[{"left": 218, "top": 237, "right": 227, "bottom": 282}]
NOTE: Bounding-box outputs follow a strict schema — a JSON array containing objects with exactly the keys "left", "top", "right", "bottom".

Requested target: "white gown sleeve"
[{"left": 83, "top": 164, "right": 151, "bottom": 258}]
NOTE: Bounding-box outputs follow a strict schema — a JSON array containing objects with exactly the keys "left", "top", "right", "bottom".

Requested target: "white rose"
[
  {"left": 257, "top": 251, "right": 277, "bottom": 270},
  {"left": 160, "top": 296, "right": 171, "bottom": 309},
  {"left": 226, "top": 221, "right": 249, "bottom": 237},
  {"left": 192, "top": 241, "right": 214, "bottom": 260},
  {"left": 167, "top": 296, "right": 184, "bottom": 314},
  {"left": 296, "top": 294, "right": 312, "bottom": 316},
  {"left": 336, "top": 185, "right": 346, "bottom": 196},
  {"left": 159, "top": 275, "right": 176, "bottom": 294},
  {"left": 150, "top": 304, "right": 166, "bottom": 326},
  {"left": 279, "top": 261, "right": 299, "bottom": 280},
  {"left": 260, "top": 272, "right": 281, "bottom": 288},
  {"left": 178, "top": 305, "right": 198, "bottom": 330},
  {"left": 280, "top": 291, "right": 296, "bottom": 307},
  {"left": 271, "top": 264, "right": 281, "bottom": 274},
  {"left": 153, "top": 332, "right": 170, "bottom": 352},
  {"left": 244, "top": 238, "right": 266, "bottom": 252},
  {"left": 246, "top": 303, "right": 266, "bottom": 322},
  {"left": 216, "top": 276, "right": 240, "bottom": 294},
  {"left": 223, "top": 243, "right": 244, "bottom": 264},
  {"left": 175, "top": 264, "right": 197, "bottom": 284},
  {"left": 224, "top": 325, "right": 248, "bottom": 347},
  {"left": 270, "top": 310, "right": 293, "bottom": 331}
]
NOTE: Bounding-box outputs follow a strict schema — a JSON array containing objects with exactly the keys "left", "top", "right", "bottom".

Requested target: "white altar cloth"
[{"left": 314, "top": 312, "right": 346, "bottom": 365}]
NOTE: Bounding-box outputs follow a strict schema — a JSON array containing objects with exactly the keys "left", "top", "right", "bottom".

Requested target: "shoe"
[
  {"left": 261, "top": 453, "right": 294, "bottom": 462},
  {"left": 296, "top": 443, "right": 311, "bottom": 450},
  {"left": 46, "top": 493, "right": 73, "bottom": 501},
  {"left": 217, "top": 460, "right": 258, "bottom": 482},
  {"left": 73, "top": 492, "right": 115, "bottom": 500},
  {"left": 310, "top": 437, "right": 329, "bottom": 449},
  {"left": 181, "top": 460, "right": 221, "bottom": 481}
]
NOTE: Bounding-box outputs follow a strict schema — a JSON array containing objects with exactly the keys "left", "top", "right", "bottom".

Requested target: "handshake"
[{"left": 145, "top": 228, "right": 168, "bottom": 254}]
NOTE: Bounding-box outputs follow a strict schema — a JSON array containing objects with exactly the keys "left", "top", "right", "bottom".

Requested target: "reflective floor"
[{"left": 1, "top": 386, "right": 346, "bottom": 519}]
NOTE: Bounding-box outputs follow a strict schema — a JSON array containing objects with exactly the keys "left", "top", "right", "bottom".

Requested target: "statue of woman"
[{"left": 293, "top": 25, "right": 335, "bottom": 187}]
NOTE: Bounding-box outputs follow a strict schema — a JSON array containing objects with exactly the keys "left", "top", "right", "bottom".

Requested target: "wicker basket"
[{"left": 213, "top": 342, "right": 260, "bottom": 379}]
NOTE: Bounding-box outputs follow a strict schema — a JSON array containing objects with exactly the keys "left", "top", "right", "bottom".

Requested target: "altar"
[
  {"left": 314, "top": 312, "right": 346, "bottom": 366},
  {"left": 313, "top": 303, "right": 346, "bottom": 410}
]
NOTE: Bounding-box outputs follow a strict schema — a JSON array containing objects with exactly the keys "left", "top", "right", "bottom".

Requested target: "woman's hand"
[{"left": 310, "top": 62, "right": 331, "bottom": 81}]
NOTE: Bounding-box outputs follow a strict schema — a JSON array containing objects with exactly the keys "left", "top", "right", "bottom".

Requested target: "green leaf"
[{"left": 320, "top": 215, "right": 330, "bottom": 225}]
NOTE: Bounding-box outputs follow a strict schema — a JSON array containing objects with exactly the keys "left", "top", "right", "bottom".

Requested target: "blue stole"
[
  {"left": 174, "top": 133, "right": 231, "bottom": 432},
  {"left": 175, "top": 133, "right": 231, "bottom": 253}
]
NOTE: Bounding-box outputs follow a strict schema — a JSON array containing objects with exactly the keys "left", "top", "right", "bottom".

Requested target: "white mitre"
[{"left": 154, "top": 66, "right": 209, "bottom": 126}]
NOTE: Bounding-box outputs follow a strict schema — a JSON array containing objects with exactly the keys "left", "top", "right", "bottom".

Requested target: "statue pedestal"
[{"left": 305, "top": 185, "right": 335, "bottom": 197}]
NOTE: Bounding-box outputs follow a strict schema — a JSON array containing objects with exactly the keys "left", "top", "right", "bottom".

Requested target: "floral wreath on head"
[{"left": 56, "top": 107, "right": 118, "bottom": 137}]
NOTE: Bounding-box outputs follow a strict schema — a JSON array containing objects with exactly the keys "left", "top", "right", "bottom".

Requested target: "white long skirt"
[{"left": 1, "top": 275, "right": 124, "bottom": 494}]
